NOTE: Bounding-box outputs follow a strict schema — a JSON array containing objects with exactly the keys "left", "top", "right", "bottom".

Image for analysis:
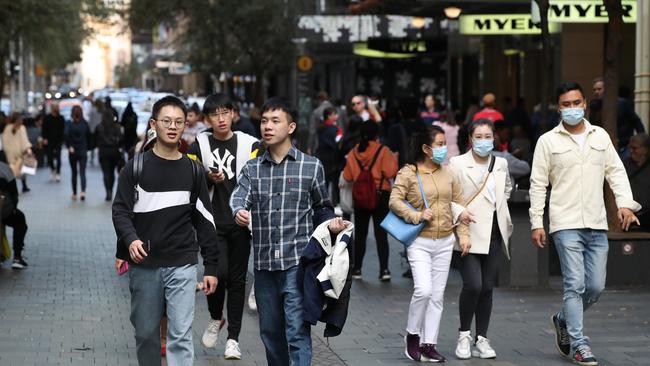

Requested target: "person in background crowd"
[
  {"left": 230, "top": 97, "right": 346, "bottom": 366},
  {"left": 25, "top": 115, "right": 44, "bottom": 168},
  {"left": 492, "top": 134, "right": 531, "bottom": 184},
  {"left": 181, "top": 103, "right": 206, "bottom": 147},
  {"left": 121, "top": 102, "right": 139, "bottom": 156},
  {"left": 88, "top": 99, "right": 105, "bottom": 165},
  {"left": 2, "top": 113, "right": 33, "bottom": 193},
  {"left": 420, "top": 94, "right": 441, "bottom": 125},
  {"left": 434, "top": 110, "right": 460, "bottom": 163},
  {"left": 0, "top": 161, "right": 29, "bottom": 269},
  {"left": 450, "top": 119, "right": 513, "bottom": 360},
  {"left": 530, "top": 81, "right": 641, "bottom": 366},
  {"left": 624, "top": 133, "right": 650, "bottom": 230},
  {"left": 316, "top": 106, "right": 343, "bottom": 200},
  {"left": 95, "top": 109, "right": 124, "bottom": 202},
  {"left": 188, "top": 93, "right": 259, "bottom": 361},
  {"left": 112, "top": 96, "right": 219, "bottom": 366},
  {"left": 390, "top": 124, "right": 470, "bottom": 362},
  {"left": 531, "top": 102, "right": 560, "bottom": 141},
  {"left": 588, "top": 77, "right": 604, "bottom": 126},
  {"left": 351, "top": 95, "right": 382, "bottom": 123},
  {"left": 343, "top": 121, "right": 398, "bottom": 281},
  {"left": 386, "top": 98, "right": 423, "bottom": 168},
  {"left": 42, "top": 103, "right": 65, "bottom": 182},
  {"left": 307, "top": 91, "right": 333, "bottom": 155},
  {"left": 472, "top": 93, "right": 504, "bottom": 124},
  {"left": 509, "top": 125, "right": 532, "bottom": 162},
  {"left": 232, "top": 102, "right": 257, "bottom": 138},
  {"left": 66, "top": 106, "right": 91, "bottom": 201}
]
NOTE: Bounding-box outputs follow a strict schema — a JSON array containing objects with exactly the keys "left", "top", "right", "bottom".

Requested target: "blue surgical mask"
[
  {"left": 472, "top": 138, "right": 494, "bottom": 157},
  {"left": 431, "top": 146, "right": 447, "bottom": 164},
  {"left": 561, "top": 107, "right": 585, "bottom": 126}
]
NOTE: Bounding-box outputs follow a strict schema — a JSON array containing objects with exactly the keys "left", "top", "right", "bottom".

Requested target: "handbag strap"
[
  {"left": 465, "top": 155, "right": 495, "bottom": 206},
  {"left": 415, "top": 171, "right": 429, "bottom": 209}
]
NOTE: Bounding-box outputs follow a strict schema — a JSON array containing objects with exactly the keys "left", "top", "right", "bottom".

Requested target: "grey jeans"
[{"left": 129, "top": 264, "right": 197, "bottom": 366}]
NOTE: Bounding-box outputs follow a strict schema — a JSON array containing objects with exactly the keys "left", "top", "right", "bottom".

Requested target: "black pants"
[
  {"left": 458, "top": 215, "right": 502, "bottom": 337},
  {"left": 4, "top": 209, "right": 27, "bottom": 259},
  {"left": 352, "top": 190, "right": 390, "bottom": 273},
  {"left": 206, "top": 225, "right": 251, "bottom": 341},
  {"left": 99, "top": 149, "right": 122, "bottom": 197},
  {"left": 69, "top": 152, "right": 87, "bottom": 195},
  {"left": 46, "top": 144, "right": 62, "bottom": 174}
]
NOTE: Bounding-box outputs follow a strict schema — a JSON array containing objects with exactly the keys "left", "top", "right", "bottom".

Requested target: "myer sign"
[
  {"left": 546, "top": 0, "right": 636, "bottom": 23},
  {"left": 460, "top": 14, "right": 561, "bottom": 35}
]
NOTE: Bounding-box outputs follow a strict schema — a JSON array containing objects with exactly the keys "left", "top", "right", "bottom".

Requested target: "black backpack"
[{"left": 132, "top": 152, "right": 202, "bottom": 205}]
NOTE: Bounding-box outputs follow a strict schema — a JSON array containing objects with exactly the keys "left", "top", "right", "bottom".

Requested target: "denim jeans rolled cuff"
[
  {"left": 552, "top": 229, "right": 608, "bottom": 351},
  {"left": 255, "top": 267, "right": 312, "bottom": 366},
  {"left": 129, "top": 264, "right": 198, "bottom": 366}
]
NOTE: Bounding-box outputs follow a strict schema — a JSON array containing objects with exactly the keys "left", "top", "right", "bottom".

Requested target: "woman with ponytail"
[
  {"left": 389, "top": 125, "right": 470, "bottom": 362},
  {"left": 343, "top": 121, "right": 398, "bottom": 281}
]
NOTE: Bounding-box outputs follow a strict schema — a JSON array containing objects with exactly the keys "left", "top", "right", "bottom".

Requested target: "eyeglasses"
[{"left": 156, "top": 118, "right": 186, "bottom": 128}]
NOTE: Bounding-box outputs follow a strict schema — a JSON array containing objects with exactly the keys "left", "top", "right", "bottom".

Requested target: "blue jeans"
[
  {"left": 129, "top": 264, "right": 197, "bottom": 366},
  {"left": 552, "top": 229, "right": 608, "bottom": 351},
  {"left": 254, "top": 267, "right": 311, "bottom": 366}
]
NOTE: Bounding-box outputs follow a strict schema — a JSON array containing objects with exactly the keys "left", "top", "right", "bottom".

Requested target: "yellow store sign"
[
  {"left": 548, "top": 0, "right": 636, "bottom": 23},
  {"left": 460, "top": 14, "right": 561, "bottom": 35}
]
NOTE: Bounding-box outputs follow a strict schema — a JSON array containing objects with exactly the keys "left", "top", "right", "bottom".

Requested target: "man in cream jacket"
[{"left": 529, "top": 81, "right": 641, "bottom": 366}]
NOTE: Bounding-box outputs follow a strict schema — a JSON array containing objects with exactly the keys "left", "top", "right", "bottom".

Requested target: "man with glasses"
[
  {"left": 112, "top": 95, "right": 220, "bottom": 366},
  {"left": 187, "top": 93, "right": 259, "bottom": 360},
  {"left": 351, "top": 95, "right": 382, "bottom": 123}
]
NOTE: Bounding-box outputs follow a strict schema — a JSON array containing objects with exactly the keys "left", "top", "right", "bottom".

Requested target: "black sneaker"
[
  {"left": 379, "top": 269, "right": 391, "bottom": 282},
  {"left": 573, "top": 345, "right": 598, "bottom": 366},
  {"left": 12, "top": 257, "right": 28, "bottom": 269},
  {"left": 551, "top": 313, "right": 570, "bottom": 358},
  {"left": 351, "top": 269, "right": 362, "bottom": 280}
]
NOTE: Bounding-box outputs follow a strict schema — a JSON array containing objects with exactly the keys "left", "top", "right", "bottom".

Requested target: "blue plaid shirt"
[{"left": 230, "top": 146, "right": 333, "bottom": 271}]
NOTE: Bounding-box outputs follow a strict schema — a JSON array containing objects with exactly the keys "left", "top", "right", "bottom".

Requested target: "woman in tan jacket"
[
  {"left": 390, "top": 125, "right": 470, "bottom": 362},
  {"left": 2, "top": 113, "right": 33, "bottom": 192}
]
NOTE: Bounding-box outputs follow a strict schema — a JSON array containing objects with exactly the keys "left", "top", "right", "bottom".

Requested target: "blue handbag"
[{"left": 380, "top": 171, "right": 429, "bottom": 248}]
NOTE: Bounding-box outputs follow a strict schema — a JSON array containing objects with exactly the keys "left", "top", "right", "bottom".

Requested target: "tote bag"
[{"left": 380, "top": 171, "right": 428, "bottom": 248}]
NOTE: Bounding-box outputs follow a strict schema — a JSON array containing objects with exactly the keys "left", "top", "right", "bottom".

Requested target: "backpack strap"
[
  {"left": 189, "top": 157, "right": 202, "bottom": 205},
  {"left": 132, "top": 152, "right": 144, "bottom": 203}
]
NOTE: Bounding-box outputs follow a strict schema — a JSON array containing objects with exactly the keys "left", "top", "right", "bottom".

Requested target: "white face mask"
[{"left": 561, "top": 107, "right": 585, "bottom": 126}]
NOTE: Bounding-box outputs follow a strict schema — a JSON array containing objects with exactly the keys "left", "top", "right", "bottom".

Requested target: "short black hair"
[
  {"left": 468, "top": 118, "right": 495, "bottom": 136},
  {"left": 188, "top": 102, "right": 201, "bottom": 115},
  {"left": 408, "top": 124, "right": 445, "bottom": 165},
  {"left": 151, "top": 95, "right": 187, "bottom": 120},
  {"left": 322, "top": 106, "right": 337, "bottom": 121},
  {"left": 261, "top": 97, "right": 297, "bottom": 123},
  {"left": 203, "top": 93, "right": 234, "bottom": 115},
  {"left": 556, "top": 81, "right": 585, "bottom": 102}
]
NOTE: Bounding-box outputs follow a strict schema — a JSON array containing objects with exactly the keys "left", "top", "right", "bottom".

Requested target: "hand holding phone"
[
  {"left": 208, "top": 167, "right": 226, "bottom": 183},
  {"left": 115, "top": 259, "right": 129, "bottom": 275}
]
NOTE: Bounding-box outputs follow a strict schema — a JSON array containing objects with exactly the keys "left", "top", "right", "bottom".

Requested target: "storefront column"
[{"left": 635, "top": 0, "right": 650, "bottom": 130}]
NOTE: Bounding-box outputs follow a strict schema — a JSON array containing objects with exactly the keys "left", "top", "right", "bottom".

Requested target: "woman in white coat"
[{"left": 449, "top": 119, "right": 513, "bottom": 360}]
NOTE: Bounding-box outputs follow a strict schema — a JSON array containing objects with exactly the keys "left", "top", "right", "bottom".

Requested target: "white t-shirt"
[
  {"left": 478, "top": 162, "right": 497, "bottom": 210},
  {"left": 570, "top": 130, "right": 588, "bottom": 150}
]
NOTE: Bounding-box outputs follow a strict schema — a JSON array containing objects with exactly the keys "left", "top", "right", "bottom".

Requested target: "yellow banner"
[
  {"left": 548, "top": 0, "right": 636, "bottom": 23},
  {"left": 460, "top": 14, "right": 561, "bottom": 35}
]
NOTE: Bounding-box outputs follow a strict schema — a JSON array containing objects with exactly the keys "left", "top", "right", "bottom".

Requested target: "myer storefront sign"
[
  {"left": 546, "top": 0, "right": 636, "bottom": 23},
  {"left": 460, "top": 14, "right": 561, "bottom": 35}
]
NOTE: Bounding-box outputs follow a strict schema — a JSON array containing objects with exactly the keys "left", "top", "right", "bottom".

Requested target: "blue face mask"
[
  {"left": 472, "top": 138, "right": 494, "bottom": 157},
  {"left": 561, "top": 107, "right": 585, "bottom": 126},
  {"left": 430, "top": 146, "right": 447, "bottom": 164}
]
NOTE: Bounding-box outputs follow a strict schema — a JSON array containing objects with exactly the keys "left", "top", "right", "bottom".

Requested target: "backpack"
[
  {"left": 352, "top": 145, "right": 384, "bottom": 210},
  {"left": 132, "top": 152, "right": 202, "bottom": 205}
]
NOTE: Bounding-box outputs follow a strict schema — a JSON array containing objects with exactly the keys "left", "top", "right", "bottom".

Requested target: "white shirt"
[
  {"left": 570, "top": 129, "right": 588, "bottom": 150},
  {"left": 478, "top": 162, "right": 497, "bottom": 210}
]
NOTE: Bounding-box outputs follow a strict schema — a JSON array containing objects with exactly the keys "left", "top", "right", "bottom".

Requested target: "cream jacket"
[
  {"left": 450, "top": 152, "right": 513, "bottom": 258},
  {"left": 529, "top": 120, "right": 641, "bottom": 233}
]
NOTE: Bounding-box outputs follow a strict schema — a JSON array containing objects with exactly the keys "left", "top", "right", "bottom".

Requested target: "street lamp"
[{"left": 444, "top": 6, "right": 462, "bottom": 19}]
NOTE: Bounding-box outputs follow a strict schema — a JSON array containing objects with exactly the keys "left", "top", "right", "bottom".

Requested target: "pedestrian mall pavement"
[{"left": 1, "top": 160, "right": 649, "bottom": 366}]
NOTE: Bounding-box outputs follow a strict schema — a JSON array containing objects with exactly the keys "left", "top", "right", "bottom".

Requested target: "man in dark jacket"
[
  {"left": 0, "top": 161, "right": 29, "bottom": 269},
  {"left": 42, "top": 103, "right": 65, "bottom": 181}
]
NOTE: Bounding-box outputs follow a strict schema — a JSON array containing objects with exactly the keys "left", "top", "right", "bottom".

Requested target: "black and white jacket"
[{"left": 112, "top": 150, "right": 220, "bottom": 276}]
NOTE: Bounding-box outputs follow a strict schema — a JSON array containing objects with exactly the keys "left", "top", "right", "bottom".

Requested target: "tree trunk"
[
  {"left": 253, "top": 71, "right": 266, "bottom": 108},
  {"left": 603, "top": 0, "right": 624, "bottom": 232},
  {"left": 536, "top": 0, "right": 552, "bottom": 134}
]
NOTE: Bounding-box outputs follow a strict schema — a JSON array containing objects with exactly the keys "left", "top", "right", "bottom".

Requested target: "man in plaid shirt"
[{"left": 230, "top": 97, "right": 349, "bottom": 366}]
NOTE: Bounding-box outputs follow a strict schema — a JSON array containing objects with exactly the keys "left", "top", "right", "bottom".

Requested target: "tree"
[
  {"left": 0, "top": 0, "right": 112, "bottom": 98},
  {"left": 129, "top": 0, "right": 298, "bottom": 105}
]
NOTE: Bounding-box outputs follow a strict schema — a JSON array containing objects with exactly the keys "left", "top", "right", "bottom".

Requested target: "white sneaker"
[
  {"left": 472, "top": 335, "right": 497, "bottom": 359},
  {"left": 201, "top": 318, "right": 226, "bottom": 348},
  {"left": 248, "top": 288, "right": 257, "bottom": 312},
  {"left": 224, "top": 339, "right": 242, "bottom": 360},
  {"left": 55, "top": 174, "right": 61, "bottom": 182},
  {"left": 455, "top": 331, "right": 472, "bottom": 359}
]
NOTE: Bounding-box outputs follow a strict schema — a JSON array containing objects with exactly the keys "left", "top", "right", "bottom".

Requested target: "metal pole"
[
  {"left": 18, "top": 36, "right": 26, "bottom": 112},
  {"left": 634, "top": 0, "right": 650, "bottom": 130}
]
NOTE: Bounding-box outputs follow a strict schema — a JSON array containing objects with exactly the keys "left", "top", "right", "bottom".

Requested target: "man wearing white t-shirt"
[{"left": 529, "top": 81, "right": 641, "bottom": 366}]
